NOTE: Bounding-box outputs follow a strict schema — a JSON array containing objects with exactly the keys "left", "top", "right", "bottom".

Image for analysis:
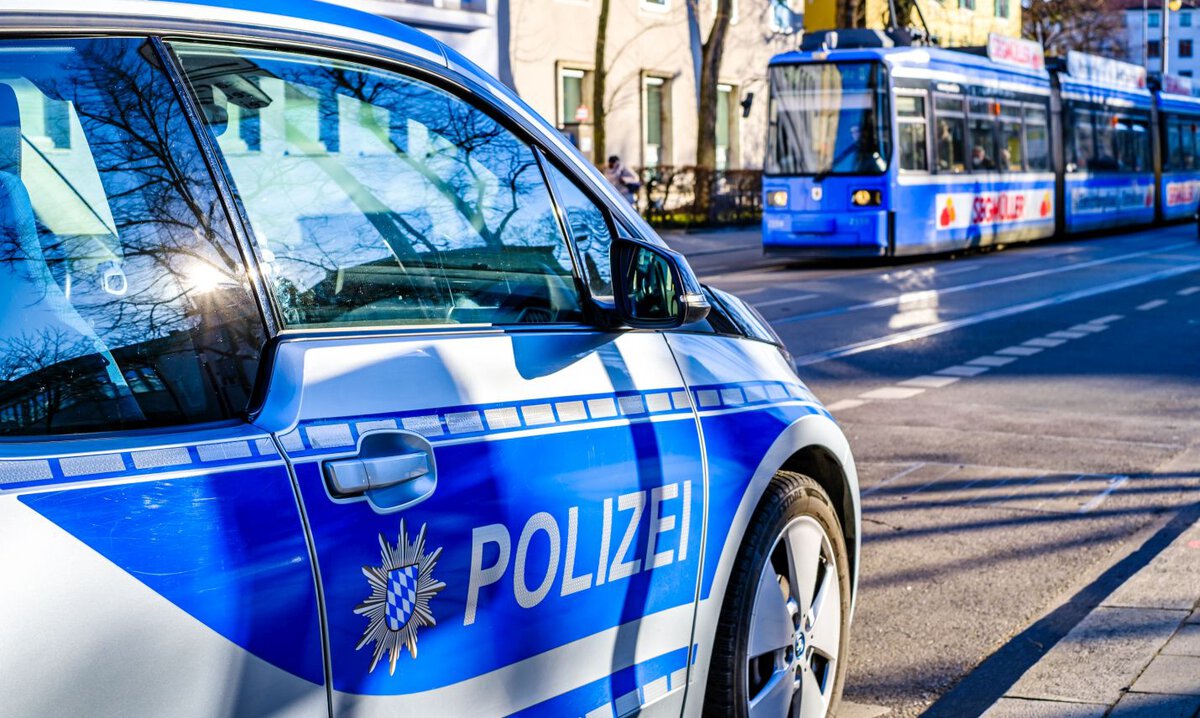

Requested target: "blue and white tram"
[
  {"left": 1156, "top": 78, "right": 1200, "bottom": 221},
  {"left": 762, "top": 33, "right": 1199, "bottom": 258},
  {"left": 763, "top": 32, "right": 1056, "bottom": 257},
  {"left": 1055, "top": 52, "right": 1156, "bottom": 234}
]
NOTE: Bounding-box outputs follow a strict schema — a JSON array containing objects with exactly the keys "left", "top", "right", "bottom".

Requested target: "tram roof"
[{"left": 769, "top": 45, "right": 1051, "bottom": 84}]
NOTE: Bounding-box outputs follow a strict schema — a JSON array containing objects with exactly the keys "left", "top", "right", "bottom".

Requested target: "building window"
[
  {"left": 558, "top": 67, "right": 594, "bottom": 153},
  {"left": 1183, "top": 70, "right": 1195, "bottom": 77},
  {"left": 995, "top": 0, "right": 1009, "bottom": 17},
  {"left": 1183, "top": 11, "right": 1193, "bottom": 26},
  {"left": 716, "top": 84, "right": 738, "bottom": 170},
  {"left": 1149, "top": 40, "right": 1162, "bottom": 58},
  {"left": 643, "top": 75, "right": 671, "bottom": 168},
  {"left": 959, "top": 0, "right": 975, "bottom": 10},
  {"left": 641, "top": 0, "right": 668, "bottom": 10},
  {"left": 1182, "top": 39, "right": 1194, "bottom": 58},
  {"left": 1150, "top": 11, "right": 1161, "bottom": 27},
  {"left": 769, "top": 0, "right": 799, "bottom": 32}
]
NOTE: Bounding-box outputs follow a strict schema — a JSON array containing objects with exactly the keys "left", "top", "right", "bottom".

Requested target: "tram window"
[
  {"left": 999, "top": 119, "right": 1022, "bottom": 171},
  {"left": 1122, "top": 122, "right": 1150, "bottom": 172},
  {"left": 1025, "top": 108, "right": 1050, "bottom": 171},
  {"left": 1165, "top": 121, "right": 1182, "bottom": 171},
  {"left": 1178, "top": 119, "right": 1196, "bottom": 169},
  {"left": 1093, "top": 112, "right": 1120, "bottom": 171},
  {"left": 897, "top": 95, "right": 928, "bottom": 171},
  {"left": 1068, "top": 109, "right": 1094, "bottom": 172},
  {"left": 968, "top": 116, "right": 997, "bottom": 171},
  {"left": 935, "top": 96, "right": 964, "bottom": 114},
  {"left": 935, "top": 115, "right": 966, "bottom": 172}
]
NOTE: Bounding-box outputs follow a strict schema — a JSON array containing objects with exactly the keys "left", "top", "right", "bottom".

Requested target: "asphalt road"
[{"left": 663, "top": 225, "right": 1200, "bottom": 718}]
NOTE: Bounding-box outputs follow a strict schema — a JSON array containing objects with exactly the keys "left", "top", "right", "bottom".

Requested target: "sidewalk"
[{"left": 979, "top": 511, "right": 1200, "bottom": 718}]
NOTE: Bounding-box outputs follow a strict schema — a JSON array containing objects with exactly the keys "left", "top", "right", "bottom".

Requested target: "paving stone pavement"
[{"left": 978, "top": 516, "right": 1200, "bottom": 718}]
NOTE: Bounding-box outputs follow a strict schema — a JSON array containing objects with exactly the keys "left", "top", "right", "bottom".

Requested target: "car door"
[
  {"left": 169, "top": 42, "right": 706, "bottom": 717},
  {"left": 0, "top": 37, "right": 324, "bottom": 716}
]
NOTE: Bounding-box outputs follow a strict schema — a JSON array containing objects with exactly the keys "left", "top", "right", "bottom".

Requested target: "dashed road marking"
[
  {"left": 859, "top": 386, "right": 926, "bottom": 400},
  {"left": 1136, "top": 299, "right": 1168, "bottom": 310},
  {"left": 937, "top": 365, "right": 991, "bottom": 377},
  {"left": 899, "top": 375, "right": 962, "bottom": 389},
  {"left": 996, "top": 345, "right": 1044, "bottom": 357},
  {"left": 1078, "top": 475, "right": 1130, "bottom": 513},
  {"left": 1090, "top": 314, "right": 1125, "bottom": 324},
  {"left": 789, "top": 264, "right": 1200, "bottom": 367},
  {"left": 1180, "top": 286, "right": 1200, "bottom": 296},
  {"left": 1046, "top": 330, "right": 1089, "bottom": 339},
  {"left": 1068, "top": 323, "right": 1109, "bottom": 333},
  {"left": 967, "top": 355, "right": 1018, "bottom": 367},
  {"left": 825, "top": 398, "right": 867, "bottom": 412},
  {"left": 1023, "top": 337, "right": 1067, "bottom": 348}
]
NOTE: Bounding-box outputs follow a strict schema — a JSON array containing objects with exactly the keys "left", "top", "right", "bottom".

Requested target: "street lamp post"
[{"left": 1163, "top": 0, "right": 1183, "bottom": 75}]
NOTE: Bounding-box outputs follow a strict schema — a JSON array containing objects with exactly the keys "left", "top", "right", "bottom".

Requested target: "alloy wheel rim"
[{"left": 745, "top": 515, "right": 842, "bottom": 718}]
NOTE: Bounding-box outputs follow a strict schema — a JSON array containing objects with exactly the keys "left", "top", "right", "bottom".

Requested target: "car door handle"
[{"left": 325, "top": 452, "right": 430, "bottom": 495}]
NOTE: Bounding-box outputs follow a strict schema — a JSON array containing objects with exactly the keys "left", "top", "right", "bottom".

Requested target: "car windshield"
[{"left": 766, "top": 61, "right": 890, "bottom": 176}]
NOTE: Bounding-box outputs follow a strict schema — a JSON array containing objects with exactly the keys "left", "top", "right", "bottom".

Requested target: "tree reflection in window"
[
  {"left": 0, "top": 39, "right": 265, "bottom": 436},
  {"left": 173, "top": 44, "right": 583, "bottom": 328}
]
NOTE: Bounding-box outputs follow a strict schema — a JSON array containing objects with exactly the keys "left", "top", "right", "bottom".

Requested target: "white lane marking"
[
  {"left": 967, "top": 355, "right": 1018, "bottom": 367},
  {"left": 1023, "top": 338, "right": 1067, "bottom": 348},
  {"left": 1046, "top": 330, "right": 1088, "bottom": 339},
  {"left": 861, "top": 462, "right": 929, "bottom": 497},
  {"left": 1078, "top": 475, "right": 1130, "bottom": 513},
  {"left": 776, "top": 242, "right": 1195, "bottom": 326},
  {"left": 1180, "top": 286, "right": 1200, "bottom": 296},
  {"left": 859, "top": 386, "right": 926, "bottom": 400},
  {"left": 996, "top": 345, "right": 1044, "bottom": 357},
  {"left": 937, "top": 365, "right": 991, "bottom": 377},
  {"left": 755, "top": 293, "right": 820, "bottom": 308},
  {"left": 1137, "top": 299, "right": 1168, "bottom": 310},
  {"left": 1091, "top": 314, "right": 1125, "bottom": 324},
  {"left": 790, "top": 263, "right": 1200, "bottom": 366},
  {"left": 1068, "top": 323, "right": 1109, "bottom": 333},
  {"left": 899, "top": 375, "right": 962, "bottom": 388},
  {"left": 825, "top": 399, "right": 867, "bottom": 412}
]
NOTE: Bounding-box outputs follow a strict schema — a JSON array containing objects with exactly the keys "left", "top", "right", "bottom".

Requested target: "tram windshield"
[{"left": 766, "top": 62, "right": 890, "bottom": 176}]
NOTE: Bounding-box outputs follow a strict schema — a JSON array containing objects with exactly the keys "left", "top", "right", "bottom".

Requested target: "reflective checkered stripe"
[{"left": 283, "top": 381, "right": 822, "bottom": 459}]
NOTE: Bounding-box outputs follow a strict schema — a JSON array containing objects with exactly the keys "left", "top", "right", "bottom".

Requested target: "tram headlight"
[
  {"left": 850, "top": 189, "right": 882, "bottom": 207},
  {"left": 767, "top": 190, "right": 789, "bottom": 208}
]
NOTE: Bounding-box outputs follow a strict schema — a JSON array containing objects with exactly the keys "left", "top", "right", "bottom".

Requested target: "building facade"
[
  {"left": 1121, "top": 0, "right": 1200, "bottom": 77},
  {"left": 505, "top": 0, "right": 805, "bottom": 171},
  {"left": 804, "top": 0, "right": 1021, "bottom": 48}
]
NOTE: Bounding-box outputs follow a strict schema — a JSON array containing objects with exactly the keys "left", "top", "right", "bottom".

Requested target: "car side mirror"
[{"left": 611, "top": 237, "right": 709, "bottom": 329}]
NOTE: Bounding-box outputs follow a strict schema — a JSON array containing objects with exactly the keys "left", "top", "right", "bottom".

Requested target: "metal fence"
[{"left": 632, "top": 166, "right": 762, "bottom": 228}]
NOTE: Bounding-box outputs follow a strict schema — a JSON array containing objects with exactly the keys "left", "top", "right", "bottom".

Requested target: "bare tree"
[
  {"left": 1024, "top": 0, "right": 1128, "bottom": 58},
  {"left": 592, "top": 0, "right": 612, "bottom": 165},
  {"left": 690, "top": 0, "right": 735, "bottom": 218}
]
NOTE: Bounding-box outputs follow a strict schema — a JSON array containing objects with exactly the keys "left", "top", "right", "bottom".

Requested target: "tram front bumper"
[{"left": 762, "top": 210, "right": 890, "bottom": 257}]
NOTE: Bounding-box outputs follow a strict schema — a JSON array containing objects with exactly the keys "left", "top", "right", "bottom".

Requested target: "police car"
[{"left": 0, "top": 2, "right": 861, "bottom": 716}]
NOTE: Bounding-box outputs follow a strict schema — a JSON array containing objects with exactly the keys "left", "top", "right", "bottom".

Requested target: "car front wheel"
[{"left": 704, "top": 471, "right": 851, "bottom": 718}]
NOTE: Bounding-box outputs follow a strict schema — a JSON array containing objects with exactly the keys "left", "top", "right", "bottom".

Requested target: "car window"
[
  {"left": 171, "top": 43, "right": 584, "bottom": 328},
  {"left": 543, "top": 162, "right": 614, "bottom": 299},
  {"left": 0, "top": 38, "right": 266, "bottom": 437}
]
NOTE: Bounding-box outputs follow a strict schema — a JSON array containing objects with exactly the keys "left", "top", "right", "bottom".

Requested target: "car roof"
[{"left": 0, "top": 0, "right": 448, "bottom": 66}]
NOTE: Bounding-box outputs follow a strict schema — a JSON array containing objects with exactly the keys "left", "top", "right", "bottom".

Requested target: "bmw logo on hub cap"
[{"left": 356, "top": 520, "right": 446, "bottom": 675}]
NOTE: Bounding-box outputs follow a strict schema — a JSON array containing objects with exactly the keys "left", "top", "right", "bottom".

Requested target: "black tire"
[{"left": 703, "top": 471, "right": 852, "bottom": 718}]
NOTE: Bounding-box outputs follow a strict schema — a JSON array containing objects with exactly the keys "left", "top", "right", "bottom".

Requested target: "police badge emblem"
[{"left": 355, "top": 520, "right": 446, "bottom": 675}]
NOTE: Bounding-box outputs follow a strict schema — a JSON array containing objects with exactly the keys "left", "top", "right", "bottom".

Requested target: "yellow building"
[{"left": 804, "top": 0, "right": 1022, "bottom": 47}]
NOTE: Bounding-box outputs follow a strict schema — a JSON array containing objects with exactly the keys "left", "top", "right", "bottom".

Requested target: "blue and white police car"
[{"left": 0, "top": 2, "right": 861, "bottom": 716}]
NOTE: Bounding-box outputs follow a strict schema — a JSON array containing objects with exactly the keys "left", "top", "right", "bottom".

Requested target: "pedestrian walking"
[{"left": 604, "top": 155, "right": 640, "bottom": 204}]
